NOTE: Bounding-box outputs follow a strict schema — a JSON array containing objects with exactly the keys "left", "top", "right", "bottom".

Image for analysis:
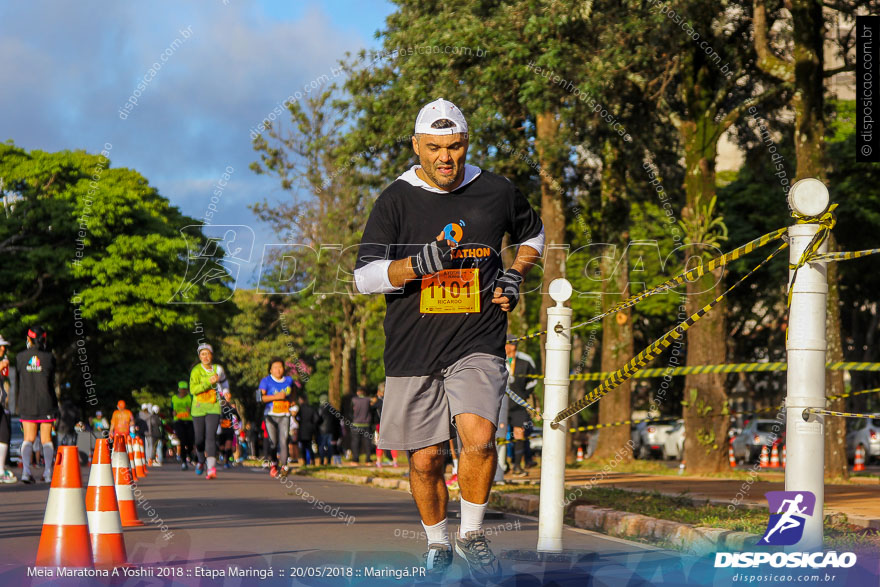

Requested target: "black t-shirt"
[
  {"left": 15, "top": 347, "right": 57, "bottom": 419},
  {"left": 356, "top": 169, "right": 542, "bottom": 376}
]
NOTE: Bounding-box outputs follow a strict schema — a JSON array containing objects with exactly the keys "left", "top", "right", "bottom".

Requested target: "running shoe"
[
  {"left": 280, "top": 466, "right": 291, "bottom": 478},
  {"left": 41, "top": 473, "right": 52, "bottom": 484},
  {"left": 269, "top": 465, "right": 279, "bottom": 478},
  {"left": 422, "top": 544, "right": 453, "bottom": 578},
  {"left": 513, "top": 468, "right": 528, "bottom": 478},
  {"left": 206, "top": 468, "right": 217, "bottom": 480},
  {"left": 0, "top": 470, "right": 17, "bottom": 484},
  {"left": 181, "top": 462, "right": 188, "bottom": 471},
  {"left": 21, "top": 473, "right": 34, "bottom": 484},
  {"left": 454, "top": 530, "right": 501, "bottom": 580},
  {"left": 195, "top": 464, "right": 204, "bottom": 475}
]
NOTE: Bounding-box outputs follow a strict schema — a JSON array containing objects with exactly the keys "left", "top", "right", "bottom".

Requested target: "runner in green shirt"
[
  {"left": 172, "top": 381, "right": 194, "bottom": 470},
  {"left": 189, "top": 343, "right": 228, "bottom": 479}
]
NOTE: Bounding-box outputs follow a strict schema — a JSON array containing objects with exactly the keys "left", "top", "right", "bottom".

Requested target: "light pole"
[{"left": 785, "top": 178, "right": 830, "bottom": 551}]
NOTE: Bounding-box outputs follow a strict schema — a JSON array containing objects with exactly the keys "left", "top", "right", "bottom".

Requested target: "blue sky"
[{"left": 0, "top": 0, "right": 395, "bottom": 283}]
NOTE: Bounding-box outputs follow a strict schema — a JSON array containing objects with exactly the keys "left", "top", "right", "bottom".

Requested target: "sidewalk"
[{"left": 511, "top": 467, "right": 880, "bottom": 528}]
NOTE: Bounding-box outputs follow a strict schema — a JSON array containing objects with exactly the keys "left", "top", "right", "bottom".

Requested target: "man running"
[
  {"left": 354, "top": 98, "right": 543, "bottom": 579},
  {"left": 172, "top": 381, "right": 195, "bottom": 469},
  {"left": 16, "top": 326, "right": 58, "bottom": 484},
  {"left": 110, "top": 400, "right": 134, "bottom": 440}
]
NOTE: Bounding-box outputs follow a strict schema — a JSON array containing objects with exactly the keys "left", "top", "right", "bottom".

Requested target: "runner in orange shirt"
[{"left": 110, "top": 400, "right": 134, "bottom": 443}]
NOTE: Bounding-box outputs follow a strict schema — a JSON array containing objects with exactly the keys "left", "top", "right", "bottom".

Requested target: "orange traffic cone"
[
  {"left": 87, "top": 438, "right": 127, "bottom": 568},
  {"left": 135, "top": 438, "right": 147, "bottom": 478},
  {"left": 576, "top": 447, "right": 584, "bottom": 462},
  {"left": 112, "top": 435, "right": 144, "bottom": 527},
  {"left": 853, "top": 445, "right": 867, "bottom": 472},
  {"left": 759, "top": 445, "right": 770, "bottom": 468},
  {"left": 125, "top": 437, "right": 138, "bottom": 481},
  {"left": 781, "top": 445, "right": 786, "bottom": 468},
  {"left": 35, "top": 446, "right": 93, "bottom": 567},
  {"left": 769, "top": 444, "right": 780, "bottom": 468},
  {"left": 728, "top": 439, "right": 737, "bottom": 468}
]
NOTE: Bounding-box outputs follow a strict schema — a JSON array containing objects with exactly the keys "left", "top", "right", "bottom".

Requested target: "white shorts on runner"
[{"left": 377, "top": 352, "right": 507, "bottom": 451}]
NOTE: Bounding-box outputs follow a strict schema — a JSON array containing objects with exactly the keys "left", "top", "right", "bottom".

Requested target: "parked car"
[
  {"left": 9, "top": 417, "right": 22, "bottom": 464},
  {"left": 845, "top": 418, "right": 880, "bottom": 463},
  {"left": 732, "top": 419, "right": 784, "bottom": 463},
  {"left": 662, "top": 420, "right": 685, "bottom": 460},
  {"left": 633, "top": 418, "right": 678, "bottom": 459}
]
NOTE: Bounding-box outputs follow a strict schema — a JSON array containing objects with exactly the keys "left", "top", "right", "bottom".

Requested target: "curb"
[
  {"left": 299, "top": 469, "right": 761, "bottom": 554},
  {"left": 490, "top": 492, "right": 761, "bottom": 555}
]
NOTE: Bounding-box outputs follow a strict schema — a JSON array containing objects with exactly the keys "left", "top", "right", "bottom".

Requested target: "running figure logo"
[{"left": 759, "top": 491, "right": 816, "bottom": 545}]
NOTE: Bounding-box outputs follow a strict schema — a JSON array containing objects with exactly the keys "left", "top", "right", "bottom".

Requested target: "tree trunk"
[
  {"left": 592, "top": 139, "right": 633, "bottom": 461},
  {"left": 535, "top": 111, "right": 565, "bottom": 370},
  {"left": 824, "top": 235, "right": 848, "bottom": 479},
  {"left": 341, "top": 327, "right": 358, "bottom": 398},
  {"left": 328, "top": 329, "right": 343, "bottom": 410},
  {"left": 680, "top": 120, "right": 730, "bottom": 474},
  {"left": 358, "top": 320, "right": 368, "bottom": 388}
]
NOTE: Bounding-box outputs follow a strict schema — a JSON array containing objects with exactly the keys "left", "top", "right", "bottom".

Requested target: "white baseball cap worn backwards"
[{"left": 414, "top": 98, "right": 468, "bottom": 136}]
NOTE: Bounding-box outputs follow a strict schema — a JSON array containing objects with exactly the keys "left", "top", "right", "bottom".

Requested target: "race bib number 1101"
[{"left": 419, "top": 268, "right": 480, "bottom": 314}]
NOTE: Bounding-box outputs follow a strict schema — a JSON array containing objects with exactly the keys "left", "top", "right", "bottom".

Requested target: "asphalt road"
[{"left": 0, "top": 462, "right": 692, "bottom": 586}]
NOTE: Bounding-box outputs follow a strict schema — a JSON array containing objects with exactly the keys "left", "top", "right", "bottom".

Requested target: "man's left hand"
[{"left": 491, "top": 268, "right": 524, "bottom": 312}]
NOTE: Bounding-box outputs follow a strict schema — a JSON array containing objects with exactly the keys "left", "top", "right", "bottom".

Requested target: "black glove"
[
  {"left": 411, "top": 239, "right": 455, "bottom": 277},
  {"left": 494, "top": 268, "right": 524, "bottom": 310}
]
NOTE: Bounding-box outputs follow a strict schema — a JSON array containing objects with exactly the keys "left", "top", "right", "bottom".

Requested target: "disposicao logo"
[
  {"left": 760, "top": 490, "right": 815, "bottom": 546},
  {"left": 714, "top": 491, "right": 857, "bottom": 569}
]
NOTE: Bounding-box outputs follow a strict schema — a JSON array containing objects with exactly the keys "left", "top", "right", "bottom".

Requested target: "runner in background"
[
  {"left": 258, "top": 358, "right": 294, "bottom": 477},
  {"left": 189, "top": 343, "right": 227, "bottom": 480},
  {"left": 218, "top": 392, "right": 239, "bottom": 469},
  {"left": 110, "top": 400, "right": 133, "bottom": 442},
  {"left": 16, "top": 326, "right": 58, "bottom": 484},
  {"left": 172, "top": 381, "right": 194, "bottom": 470},
  {"left": 372, "top": 383, "right": 398, "bottom": 468},
  {"left": 504, "top": 335, "right": 539, "bottom": 476},
  {"left": 0, "top": 335, "right": 16, "bottom": 483}
]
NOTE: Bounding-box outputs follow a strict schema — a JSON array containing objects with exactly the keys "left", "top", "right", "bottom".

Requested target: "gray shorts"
[{"left": 378, "top": 352, "right": 507, "bottom": 451}]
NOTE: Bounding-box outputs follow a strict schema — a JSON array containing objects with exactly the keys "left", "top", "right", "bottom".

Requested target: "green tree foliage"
[{"left": 0, "top": 142, "right": 232, "bottom": 413}]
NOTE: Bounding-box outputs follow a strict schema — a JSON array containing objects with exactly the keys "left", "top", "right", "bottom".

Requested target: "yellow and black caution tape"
[
  {"left": 810, "top": 248, "right": 880, "bottom": 263},
  {"left": 551, "top": 243, "right": 789, "bottom": 426},
  {"left": 787, "top": 206, "right": 837, "bottom": 307},
  {"left": 567, "top": 404, "right": 785, "bottom": 433},
  {"left": 826, "top": 387, "right": 880, "bottom": 402},
  {"left": 504, "top": 387, "right": 541, "bottom": 420},
  {"left": 804, "top": 407, "right": 880, "bottom": 420},
  {"left": 506, "top": 227, "right": 788, "bottom": 344},
  {"left": 526, "top": 362, "right": 880, "bottom": 381}
]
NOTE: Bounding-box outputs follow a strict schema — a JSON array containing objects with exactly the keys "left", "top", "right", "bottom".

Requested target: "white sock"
[
  {"left": 452, "top": 458, "right": 458, "bottom": 475},
  {"left": 42, "top": 444, "right": 54, "bottom": 476},
  {"left": 207, "top": 456, "right": 216, "bottom": 470},
  {"left": 459, "top": 497, "right": 488, "bottom": 538},
  {"left": 0, "top": 443, "right": 7, "bottom": 473},
  {"left": 422, "top": 518, "right": 450, "bottom": 547},
  {"left": 21, "top": 441, "right": 33, "bottom": 477}
]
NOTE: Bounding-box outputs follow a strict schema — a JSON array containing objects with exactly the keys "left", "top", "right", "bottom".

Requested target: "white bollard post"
[
  {"left": 785, "top": 178, "right": 830, "bottom": 552},
  {"left": 537, "top": 279, "right": 573, "bottom": 553}
]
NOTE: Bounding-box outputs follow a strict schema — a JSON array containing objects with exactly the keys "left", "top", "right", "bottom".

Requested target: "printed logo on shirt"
[
  {"left": 26, "top": 356, "right": 42, "bottom": 373},
  {"left": 439, "top": 220, "right": 493, "bottom": 260},
  {"left": 442, "top": 220, "right": 466, "bottom": 244}
]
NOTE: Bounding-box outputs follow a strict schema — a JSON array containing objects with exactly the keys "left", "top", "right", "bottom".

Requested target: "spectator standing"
[
  {"left": 349, "top": 387, "right": 373, "bottom": 466},
  {"left": 296, "top": 395, "right": 320, "bottom": 466},
  {"left": 505, "top": 335, "right": 539, "bottom": 476},
  {"left": 91, "top": 411, "right": 109, "bottom": 435},
  {"left": 371, "top": 384, "right": 398, "bottom": 468},
  {"left": 57, "top": 399, "right": 79, "bottom": 447},
  {"left": 146, "top": 405, "right": 164, "bottom": 466},
  {"left": 0, "top": 335, "right": 16, "bottom": 483},
  {"left": 317, "top": 394, "right": 340, "bottom": 466}
]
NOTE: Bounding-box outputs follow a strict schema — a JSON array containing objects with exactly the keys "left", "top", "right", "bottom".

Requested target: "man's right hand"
[{"left": 410, "top": 238, "right": 456, "bottom": 277}]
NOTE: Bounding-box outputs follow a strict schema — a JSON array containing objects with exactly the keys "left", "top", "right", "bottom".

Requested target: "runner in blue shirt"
[{"left": 259, "top": 358, "right": 295, "bottom": 477}]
